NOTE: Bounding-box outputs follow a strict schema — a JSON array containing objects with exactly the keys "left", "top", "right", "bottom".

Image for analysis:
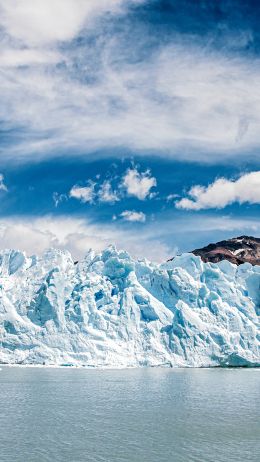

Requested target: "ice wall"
[{"left": 0, "top": 246, "right": 259, "bottom": 367}]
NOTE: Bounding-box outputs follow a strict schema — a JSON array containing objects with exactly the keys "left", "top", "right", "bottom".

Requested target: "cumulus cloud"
[
  {"left": 69, "top": 179, "right": 120, "bottom": 205},
  {"left": 69, "top": 183, "right": 95, "bottom": 203},
  {"left": 67, "top": 166, "right": 156, "bottom": 206},
  {"left": 98, "top": 180, "right": 120, "bottom": 203},
  {"left": 176, "top": 171, "right": 260, "bottom": 210},
  {"left": 122, "top": 167, "right": 156, "bottom": 200},
  {"left": 68, "top": 179, "right": 119, "bottom": 205},
  {"left": 120, "top": 210, "right": 146, "bottom": 222}
]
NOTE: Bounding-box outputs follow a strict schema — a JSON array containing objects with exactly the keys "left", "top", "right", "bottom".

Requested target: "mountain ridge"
[{"left": 191, "top": 235, "right": 260, "bottom": 266}]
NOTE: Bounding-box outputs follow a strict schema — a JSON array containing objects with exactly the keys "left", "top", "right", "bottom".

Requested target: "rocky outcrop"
[{"left": 192, "top": 236, "right": 260, "bottom": 266}]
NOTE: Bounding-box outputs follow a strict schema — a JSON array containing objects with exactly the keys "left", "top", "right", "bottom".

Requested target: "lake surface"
[{"left": 0, "top": 367, "right": 259, "bottom": 462}]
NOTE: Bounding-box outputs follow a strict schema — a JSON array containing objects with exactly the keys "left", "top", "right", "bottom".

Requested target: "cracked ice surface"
[{"left": 0, "top": 246, "right": 259, "bottom": 367}]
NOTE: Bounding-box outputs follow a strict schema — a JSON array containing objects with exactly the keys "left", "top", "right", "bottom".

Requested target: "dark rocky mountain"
[{"left": 191, "top": 236, "right": 260, "bottom": 266}]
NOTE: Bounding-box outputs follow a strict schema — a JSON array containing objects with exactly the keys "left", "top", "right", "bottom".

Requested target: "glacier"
[{"left": 0, "top": 246, "right": 259, "bottom": 367}]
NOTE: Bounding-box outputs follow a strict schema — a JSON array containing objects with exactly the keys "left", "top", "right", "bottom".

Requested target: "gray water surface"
[{"left": 0, "top": 367, "right": 259, "bottom": 462}]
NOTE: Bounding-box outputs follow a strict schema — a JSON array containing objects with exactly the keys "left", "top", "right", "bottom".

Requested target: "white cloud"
[
  {"left": 122, "top": 167, "right": 156, "bottom": 200},
  {"left": 0, "top": 174, "right": 8, "bottom": 192},
  {"left": 120, "top": 210, "right": 146, "bottom": 222},
  {"left": 69, "top": 178, "right": 120, "bottom": 205},
  {"left": 0, "top": 3, "right": 260, "bottom": 163},
  {"left": 98, "top": 180, "right": 120, "bottom": 203},
  {"left": 166, "top": 193, "right": 179, "bottom": 202},
  {"left": 68, "top": 179, "right": 119, "bottom": 205},
  {"left": 0, "top": 0, "right": 127, "bottom": 46},
  {"left": 0, "top": 215, "right": 172, "bottom": 262},
  {"left": 67, "top": 167, "right": 156, "bottom": 205},
  {"left": 0, "top": 48, "right": 62, "bottom": 67},
  {"left": 0, "top": 214, "right": 259, "bottom": 262},
  {"left": 2, "top": 48, "right": 255, "bottom": 162},
  {"left": 176, "top": 171, "right": 260, "bottom": 210},
  {"left": 69, "top": 183, "right": 95, "bottom": 203}
]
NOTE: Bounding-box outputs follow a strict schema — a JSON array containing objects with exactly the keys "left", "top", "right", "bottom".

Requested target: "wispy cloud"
[
  {"left": 176, "top": 171, "right": 260, "bottom": 210},
  {"left": 0, "top": 2, "right": 260, "bottom": 163},
  {"left": 53, "top": 192, "right": 67, "bottom": 207},
  {"left": 0, "top": 174, "right": 8, "bottom": 192},
  {"left": 0, "top": 48, "right": 62, "bottom": 67}
]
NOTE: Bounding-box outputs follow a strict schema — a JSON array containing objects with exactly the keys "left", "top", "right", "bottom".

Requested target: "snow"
[
  {"left": 233, "top": 248, "right": 244, "bottom": 256},
  {"left": 0, "top": 246, "right": 259, "bottom": 367}
]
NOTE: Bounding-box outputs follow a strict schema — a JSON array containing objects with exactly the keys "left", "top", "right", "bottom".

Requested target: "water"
[{"left": 0, "top": 367, "right": 259, "bottom": 462}]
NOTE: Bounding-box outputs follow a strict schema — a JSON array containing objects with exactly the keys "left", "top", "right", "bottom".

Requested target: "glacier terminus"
[{"left": 0, "top": 246, "right": 259, "bottom": 368}]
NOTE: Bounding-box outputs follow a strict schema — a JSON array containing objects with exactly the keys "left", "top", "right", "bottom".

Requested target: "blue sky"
[{"left": 0, "top": 0, "right": 259, "bottom": 260}]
